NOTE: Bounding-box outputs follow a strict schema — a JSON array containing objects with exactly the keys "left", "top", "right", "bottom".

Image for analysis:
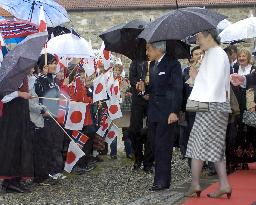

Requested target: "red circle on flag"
[
  {"left": 108, "top": 131, "right": 116, "bottom": 139},
  {"left": 114, "top": 86, "right": 119, "bottom": 95},
  {"left": 66, "top": 151, "right": 76, "bottom": 164},
  {"left": 95, "top": 83, "right": 103, "bottom": 94},
  {"left": 70, "top": 111, "right": 83, "bottom": 123},
  {"left": 103, "top": 50, "right": 110, "bottom": 60},
  {"left": 109, "top": 105, "right": 118, "bottom": 114}
]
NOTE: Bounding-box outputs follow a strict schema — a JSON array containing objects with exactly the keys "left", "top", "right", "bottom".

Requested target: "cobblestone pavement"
[{"left": 0, "top": 149, "right": 201, "bottom": 205}]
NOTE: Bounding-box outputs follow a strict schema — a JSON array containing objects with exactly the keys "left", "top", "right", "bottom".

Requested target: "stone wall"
[
  {"left": 66, "top": 6, "right": 255, "bottom": 67},
  {"left": 68, "top": 6, "right": 255, "bottom": 48}
]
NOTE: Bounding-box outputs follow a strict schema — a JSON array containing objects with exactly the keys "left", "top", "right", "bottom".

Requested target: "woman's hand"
[
  {"left": 230, "top": 73, "right": 246, "bottom": 86},
  {"left": 18, "top": 91, "right": 32, "bottom": 100},
  {"left": 189, "top": 66, "right": 198, "bottom": 79}
]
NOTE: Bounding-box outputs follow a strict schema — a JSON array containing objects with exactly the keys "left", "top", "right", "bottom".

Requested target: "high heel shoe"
[
  {"left": 207, "top": 188, "right": 232, "bottom": 199},
  {"left": 184, "top": 186, "right": 202, "bottom": 197}
]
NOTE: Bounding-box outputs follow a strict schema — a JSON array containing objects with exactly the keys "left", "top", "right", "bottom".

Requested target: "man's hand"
[
  {"left": 142, "top": 94, "right": 149, "bottom": 101},
  {"left": 18, "top": 91, "right": 32, "bottom": 100},
  {"left": 230, "top": 73, "right": 246, "bottom": 86},
  {"left": 168, "top": 113, "right": 178, "bottom": 124}
]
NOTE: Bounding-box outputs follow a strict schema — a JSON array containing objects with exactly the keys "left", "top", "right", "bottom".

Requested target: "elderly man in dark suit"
[{"left": 145, "top": 41, "right": 183, "bottom": 191}]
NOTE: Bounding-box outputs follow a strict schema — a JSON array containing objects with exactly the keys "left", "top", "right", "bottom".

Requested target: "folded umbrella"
[
  {"left": 0, "top": 0, "right": 69, "bottom": 27},
  {"left": 0, "top": 32, "right": 48, "bottom": 96},
  {"left": 46, "top": 33, "right": 95, "bottom": 58},
  {"left": 139, "top": 7, "right": 226, "bottom": 43},
  {"left": 99, "top": 19, "right": 147, "bottom": 60},
  {"left": 219, "top": 17, "right": 256, "bottom": 43}
]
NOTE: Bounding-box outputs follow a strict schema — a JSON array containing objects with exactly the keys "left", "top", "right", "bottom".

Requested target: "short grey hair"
[{"left": 152, "top": 41, "right": 166, "bottom": 53}]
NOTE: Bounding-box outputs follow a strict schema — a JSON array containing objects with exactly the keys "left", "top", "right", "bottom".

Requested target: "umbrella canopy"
[
  {"left": 0, "top": 19, "right": 38, "bottom": 39},
  {"left": 0, "top": 0, "right": 69, "bottom": 27},
  {"left": 99, "top": 19, "right": 147, "bottom": 60},
  {"left": 139, "top": 7, "right": 226, "bottom": 43},
  {"left": 219, "top": 17, "right": 256, "bottom": 43},
  {"left": 0, "top": 32, "right": 48, "bottom": 96},
  {"left": 46, "top": 33, "right": 95, "bottom": 58}
]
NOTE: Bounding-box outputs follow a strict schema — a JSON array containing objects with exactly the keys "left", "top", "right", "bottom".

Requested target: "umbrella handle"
[{"left": 44, "top": 43, "right": 48, "bottom": 66}]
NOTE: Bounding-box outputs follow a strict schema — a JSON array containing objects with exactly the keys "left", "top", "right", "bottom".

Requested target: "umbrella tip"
[{"left": 176, "top": 0, "right": 179, "bottom": 9}]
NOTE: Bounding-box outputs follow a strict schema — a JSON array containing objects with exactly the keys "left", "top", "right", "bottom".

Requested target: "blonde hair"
[{"left": 238, "top": 48, "right": 252, "bottom": 65}]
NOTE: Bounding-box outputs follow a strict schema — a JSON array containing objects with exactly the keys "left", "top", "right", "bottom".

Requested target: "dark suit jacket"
[
  {"left": 129, "top": 60, "right": 148, "bottom": 105},
  {"left": 148, "top": 55, "right": 183, "bottom": 123}
]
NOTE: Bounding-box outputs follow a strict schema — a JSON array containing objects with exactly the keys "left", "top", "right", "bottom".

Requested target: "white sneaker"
[{"left": 49, "top": 173, "right": 67, "bottom": 180}]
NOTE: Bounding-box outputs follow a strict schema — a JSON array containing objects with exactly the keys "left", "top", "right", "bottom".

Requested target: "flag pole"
[
  {"left": 44, "top": 43, "right": 47, "bottom": 66},
  {"left": 48, "top": 111, "right": 75, "bottom": 142},
  {"left": 31, "top": 96, "right": 69, "bottom": 101}
]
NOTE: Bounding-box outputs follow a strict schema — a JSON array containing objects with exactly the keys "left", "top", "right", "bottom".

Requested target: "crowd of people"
[{"left": 0, "top": 28, "right": 255, "bottom": 201}]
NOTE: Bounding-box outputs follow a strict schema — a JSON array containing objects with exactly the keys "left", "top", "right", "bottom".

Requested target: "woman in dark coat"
[{"left": 0, "top": 76, "right": 33, "bottom": 193}]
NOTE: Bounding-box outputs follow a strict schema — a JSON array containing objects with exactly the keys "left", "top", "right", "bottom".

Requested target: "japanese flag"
[
  {"left": 106, "top": 99, "right": 122, "bottom": 120},
  {"left": 100, "top": 42, "right": 111, "bottom": 70},
  {"left": 105, "top": 124, "right": 120, "bottom": 144},
  {"left": 110, "top": 79, "right": 121, "bottom": 101},
  {"left": 38, "top": 6, "right": 47, "bottom": 32},
  {"left": 84, "top": 58, "right": 95, "bottom": 77},
  {"left": 64, "top": 140, "right": 85, "bottom": 173},
  {"left": 65, "top": 101, "right": 87, "bottom": 131},
  {"left": 93, "top": 74, "right": 107, "bottom": 103},
  {"left": 96, "top": 116, "right": 112, "bottom": 137}
]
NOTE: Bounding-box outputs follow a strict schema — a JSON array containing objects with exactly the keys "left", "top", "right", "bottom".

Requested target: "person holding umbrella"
[
  {"left": 0, "top": 75, "right": 33, "bottom": 193},
  {"left": 185, "top": 29, "right": 232, "bottom": 199},
  {"left": 143, "top": 41, "right": 183, "bottom": 191}
]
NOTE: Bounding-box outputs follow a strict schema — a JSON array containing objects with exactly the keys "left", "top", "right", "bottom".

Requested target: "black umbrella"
[
  {"left": 47, "top": 26, "right": 80, "bottom": 40},
  {"left": 0, "top": 32, "right": 48, "bottom": 96},
  {"left": 99, "top": 19, "right": 147, "bottom": 60},
  {"left": 139, "top": 7, "right": 227, "bottom": 43}
]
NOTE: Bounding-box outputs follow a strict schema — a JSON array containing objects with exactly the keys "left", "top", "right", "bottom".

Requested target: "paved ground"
[{"left": 0, "top": 147, "right": 217, "bottom": 205}]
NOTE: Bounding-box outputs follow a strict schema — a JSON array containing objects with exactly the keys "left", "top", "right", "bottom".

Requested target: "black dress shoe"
[
  {"left": 2, "top": 183, "right": 26, "bottom": 193},
  {"left": 143, "top": 167, "right": 153, "bottom": 174},
  {"left": 132, "top": 163, "right": 141, "bottom": 171},
  {"left": 149, "top": 184, "right": 169, "bottom": 191}
]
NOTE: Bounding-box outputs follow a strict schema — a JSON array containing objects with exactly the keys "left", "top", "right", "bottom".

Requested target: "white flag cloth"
[
  {"left": 106, "top": 99, "right": 122, "bottom": 120},
  {"left": 64, "top": 141, "right": 85, "bottom": 173},
  {"left": 83, "top": 58, "right": 95, "bottom": 77},
  {"left": 96, "top": 117, "right": 112, "bottom": 137},
  {"left": 38, "top": 6, "right": 47, "bottom": 32},
  {"left": 65, "top": 101, "right": 87, "bottom": 131},
  {"left": 93, "top": 74, "right": 108, "bottom": 103},
  {"left": 105, "top": 124, "right": 120, "bottom": 144},
  {"left": 100, "top": 42, "right": 111, "bottom": 70}
]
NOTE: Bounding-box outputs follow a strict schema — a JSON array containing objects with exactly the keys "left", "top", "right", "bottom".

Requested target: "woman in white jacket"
[{"left": 185, "top": 29, "right": 232, "bottom": 199}]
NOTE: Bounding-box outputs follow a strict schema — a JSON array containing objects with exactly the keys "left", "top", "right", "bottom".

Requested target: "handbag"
[
  {"left": 186, "top": 99, "right": 209, "bottom": 112},
  {"left": 243, "top": 111, "right": 256, "bottom": 128}
]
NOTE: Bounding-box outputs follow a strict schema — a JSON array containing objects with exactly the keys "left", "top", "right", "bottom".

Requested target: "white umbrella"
[
  {"left": 217, "top": 19, "right": 232, "bottom": 31},
  {"left": 219, "top": 17, "right": 256, "bottom": 43},
  {"left": 46, "top": 33, "right": 95, "bottom": 58}
]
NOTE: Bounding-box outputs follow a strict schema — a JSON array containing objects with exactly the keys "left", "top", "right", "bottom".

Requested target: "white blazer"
[{"left": 189, "top": 46, "right": 230, "bottom": 103}]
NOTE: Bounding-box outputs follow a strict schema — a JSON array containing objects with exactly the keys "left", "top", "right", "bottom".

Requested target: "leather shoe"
[
  {"left": 143, "top": 167, "right": 153, "bottom": 174},
  {"left": 132, "top": 163, "right": 141, "bottom": 171},
  {"left": 2, "top": 183, "right": 26, "bottom": 193},
  {"left": 149, "top": 184, "right": 169, "bottom": 191}
]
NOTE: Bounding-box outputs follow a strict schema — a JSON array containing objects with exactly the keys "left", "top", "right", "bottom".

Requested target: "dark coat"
[{"left": 147, "top": 55, "right": 183, "bottom": 123}]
